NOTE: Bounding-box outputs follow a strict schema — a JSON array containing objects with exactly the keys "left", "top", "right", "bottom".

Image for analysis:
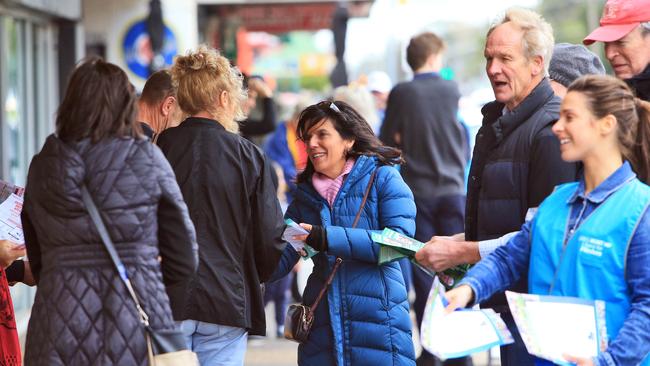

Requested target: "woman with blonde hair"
[{"left": 156, "top": 46, "right": 287, "bottom": 365}]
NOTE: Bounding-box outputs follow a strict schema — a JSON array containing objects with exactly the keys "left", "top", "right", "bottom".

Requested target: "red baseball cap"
[{"left": 583, "top": 0, "right": 650, "bottom": 45}]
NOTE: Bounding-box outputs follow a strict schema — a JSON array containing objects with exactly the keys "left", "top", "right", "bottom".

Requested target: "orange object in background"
[{"left": 236, "top": 28, "right": 253, "bottom": 76}]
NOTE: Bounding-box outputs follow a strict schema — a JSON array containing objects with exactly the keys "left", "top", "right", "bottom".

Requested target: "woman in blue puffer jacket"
[{"left": 272, "top": 100, "right": 416, "bottom": 365}]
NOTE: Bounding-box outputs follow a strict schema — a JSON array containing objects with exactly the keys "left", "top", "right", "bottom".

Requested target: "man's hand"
[
  {"left": 563, "top": 354, "right": 595, "bottom": 366},
  {"left": 444, "top": 284, "right": 474, "bottom": 314},
  {"left": 0, "top": 240, "right": 25, "bottom": 269},
  {"left": 248, "top": 78, "right": 273, "bottom": 98},
  {"left": 414, "top": 235, "right": 480, "bottom": 272}
]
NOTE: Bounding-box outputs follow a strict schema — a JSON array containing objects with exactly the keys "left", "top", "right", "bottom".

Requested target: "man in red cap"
[{"left": 584, "top": 0, "right": 650, "bottom": 100}]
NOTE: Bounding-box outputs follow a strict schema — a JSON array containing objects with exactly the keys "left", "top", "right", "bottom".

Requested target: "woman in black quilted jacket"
[{"left": 21, "top": 58, "right": 199, "bottom": 365}]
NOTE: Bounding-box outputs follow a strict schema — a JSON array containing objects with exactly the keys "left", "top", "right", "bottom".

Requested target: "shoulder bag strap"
[
  {"left": 309, "top": 169, "right": 377, "bottom": 312},
  {"left": 80, "top": 185, "right": 151, "bottom": 327}
]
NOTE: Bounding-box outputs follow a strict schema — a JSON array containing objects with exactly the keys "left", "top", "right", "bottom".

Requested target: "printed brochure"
[
  {"left": 282, "top": 219, "right": 319, "bottom": 260},
  {"left": 506, "top": 291, "right": 607, "bottom": 365},
  {"left": 421, "top": 277, "right": 514, "bottom": 360}
]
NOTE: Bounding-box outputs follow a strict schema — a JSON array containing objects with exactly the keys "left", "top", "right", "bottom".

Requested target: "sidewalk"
[{"left": 245, "top": 303, "right": 498, "bottom": 366}]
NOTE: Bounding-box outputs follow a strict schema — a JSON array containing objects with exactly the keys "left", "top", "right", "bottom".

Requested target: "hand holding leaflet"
[
  {"left": 506, "top": 291, "right": 607, "bottom": 366},
  {"left": 0, "top": 193, "right": 24, "bottom": 246},
  {"left": 371, "top": 228, "right": 469, "bottom": 288},
  {"left": 420, "top": 277, "right": 513, "bottom": 360},
  {"left": 282, "top": 219, "right": 319, "bottom": 260}
]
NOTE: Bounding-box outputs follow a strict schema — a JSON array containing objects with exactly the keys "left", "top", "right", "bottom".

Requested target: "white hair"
[
  {"left": 488, "top": 7, "right": 555, "bottom": 76},
  {"left": 641, "top": 22, "right": 650, "bottom": 35},
  {"left": 333, "top": 85, "right": 379, "bottom": 131}
]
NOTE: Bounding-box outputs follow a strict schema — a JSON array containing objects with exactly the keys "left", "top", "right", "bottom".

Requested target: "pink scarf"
[{"left": 312, "top": 159, "right": 356, "bottom": 207}]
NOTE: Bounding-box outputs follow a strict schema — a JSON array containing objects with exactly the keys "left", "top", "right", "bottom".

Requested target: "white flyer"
[
  {"left": 0, "top": 193, "right": 24, "bottom": 245},
  {"left": 282, "top": 219, "right": 319, "bottom": 260},
  {"left": 420, "top": 277, "right": 513, "bottom": 360},
  {"left": 282, "top": 219, "right": 308, "bottom": 251},
  {"left": 506, "top": 291, "right": 607, "bottom": 366}
]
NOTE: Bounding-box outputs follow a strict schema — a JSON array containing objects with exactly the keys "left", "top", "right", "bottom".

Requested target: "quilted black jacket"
[
  {"left": 157, "top": 117, "right": 286, "bottom": 336},
  {"left": 22, "top": 135, "right": 198, "bottom": 365}
]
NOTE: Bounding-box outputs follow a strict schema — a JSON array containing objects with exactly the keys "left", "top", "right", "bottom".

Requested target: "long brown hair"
[
  {"left": 568, "top": 75, "right": 650, "bottom": 183},
  {"left": 56, "top": 57, "right": 140, "bottom": 143},
  {"left": 295, "top": 100, "right": 404, "bottom": 183}
]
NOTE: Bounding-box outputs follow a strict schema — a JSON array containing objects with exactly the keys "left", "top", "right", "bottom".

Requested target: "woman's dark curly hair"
[{"left": 296, "top": 100, "right": 404, "bottom": 183}]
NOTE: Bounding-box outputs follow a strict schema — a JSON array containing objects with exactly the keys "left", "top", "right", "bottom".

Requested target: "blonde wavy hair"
[
  {"left": 171, "top": 45, "right": 246, "bottom": 133},
  {"left": 488, "top": 8, "right": 555, "bottom": 76}
]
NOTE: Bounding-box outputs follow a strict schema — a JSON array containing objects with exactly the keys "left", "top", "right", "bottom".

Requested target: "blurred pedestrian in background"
[
  {"left": 156, "top": 46, "right": 286, "bottom": 366},
  {"left": 366, "top": 70, "right": 393, "bottom": 126},
  {"left": 271, "top": 100, "right": 416, "bottom": 366},
  {"left": 333, "top": 83, "right": 380, "bottom": 134},
  {"left": 22, "top": 57, "right": 198, "bottom": 365},
  {"left": 241, "top": 75, "right": 278, "bottom": 144},
  {"left": 446, "top": 74, "right": 650, "bottom": 366},
  {"left": 264, "top": 97, "right": 311, "bottom": 204},
  {"left": 137, "top": 69, "right": 184, "bottom": 140},
  {"left": 380, "top": 31, "right": 468, "bottom": 366}
]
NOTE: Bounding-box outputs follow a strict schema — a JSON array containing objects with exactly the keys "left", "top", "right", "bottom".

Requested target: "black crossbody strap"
[
  {"left": 309, "top": 169, "right": 377, "bottom": 312},
  {"left": 81, "top": 185, "right": 150, "bottom": 327}
]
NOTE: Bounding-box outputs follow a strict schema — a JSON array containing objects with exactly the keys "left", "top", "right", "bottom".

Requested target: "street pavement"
[{"left": 244, "top": 303, "right": 497, "bottom": 366}]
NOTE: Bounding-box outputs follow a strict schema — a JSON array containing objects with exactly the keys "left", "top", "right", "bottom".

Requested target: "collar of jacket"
[
  {"left": 626, "top": 63, "right": 650, "bottom": 101},
  {"left": 181, "top": 116, "right": 227, "bottom": 130},
  {"left": 567, "top": 161, "right": 637, "bottom": 205},
  {"left": 295, "top": 155, "right": 378, "bottom": 210},
  {"left": 413, "top": 72, "right": 440, "bottom": 80},
  {"left": 481, "top": 78, "right": 556, "bottom": 144}
]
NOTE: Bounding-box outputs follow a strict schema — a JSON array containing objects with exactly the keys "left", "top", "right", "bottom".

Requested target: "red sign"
[{"left": 222, "top": 3, "right": 337, "bottom": 34}]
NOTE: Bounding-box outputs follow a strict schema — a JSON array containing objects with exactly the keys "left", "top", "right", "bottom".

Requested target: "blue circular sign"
[{"left": 123, "top": 20, "right": 177, "bottom": 79}]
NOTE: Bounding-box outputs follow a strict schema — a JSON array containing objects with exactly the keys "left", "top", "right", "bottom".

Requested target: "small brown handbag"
[{"left": 284, "top": 170, "right": 377, "bottom": 343}]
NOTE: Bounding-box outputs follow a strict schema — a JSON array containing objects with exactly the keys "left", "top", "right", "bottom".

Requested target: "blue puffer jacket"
[{"left": 273, "top": 155, "right": 416, "bottom": 366}]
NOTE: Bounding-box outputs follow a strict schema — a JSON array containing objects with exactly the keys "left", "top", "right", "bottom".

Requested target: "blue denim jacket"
[{"left": 460, "top": 161, "right": 650, "bottom": 366}]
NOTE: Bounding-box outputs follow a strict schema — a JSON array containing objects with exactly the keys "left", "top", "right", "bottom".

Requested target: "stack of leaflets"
[
  {"left": 371, "top": 228, "right": 469, "bottom": 288},
  {"left": 0, "top": 179, "right": 25, "bottom": 246},
  {"left": 282, "top": 219, "right": 319, "bottom": 260},
  {"left": 420, "top": 277, "right": 514, "bottom": 360},
  {"left": 506, "top": 291, "right": 607, "bottom": 365}
]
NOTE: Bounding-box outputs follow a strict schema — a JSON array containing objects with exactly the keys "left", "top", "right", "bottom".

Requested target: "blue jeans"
[{"left": 180, "top": 320, "right": 248, "bottom": 366}]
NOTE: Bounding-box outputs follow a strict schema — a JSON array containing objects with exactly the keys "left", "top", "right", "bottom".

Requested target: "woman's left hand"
[
  {"left": 303, "top": 225, "right": 328, "bottom": 252},
  {"left": 563, "top": 354, "right": 595, "bottom": 366}
]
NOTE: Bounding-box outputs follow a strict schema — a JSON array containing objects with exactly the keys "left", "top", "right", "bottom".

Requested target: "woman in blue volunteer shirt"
[{"left": 445, "top": 75, "right": 650, "bottom": 366}]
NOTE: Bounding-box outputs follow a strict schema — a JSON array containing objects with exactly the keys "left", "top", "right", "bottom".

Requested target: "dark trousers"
[
  {"left": 412, "top": 194, "right": 472, "bottom": 366},
  {"left": 498, "top": 309, "right": 535, "bottom": 366},
  {"left": 264, "top": 272, "right": 294, "bottom": 330}
]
